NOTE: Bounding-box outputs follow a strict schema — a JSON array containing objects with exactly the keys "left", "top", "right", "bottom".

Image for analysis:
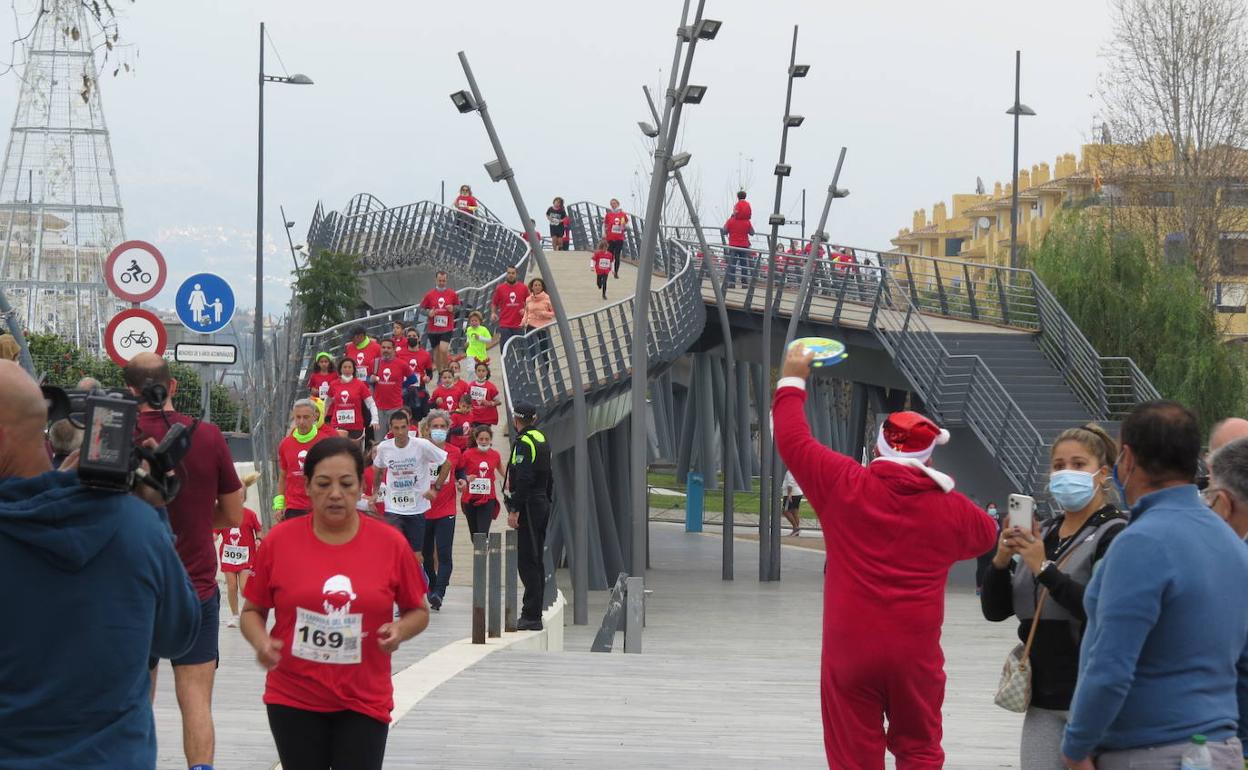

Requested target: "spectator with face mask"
[{"left": 1206, "top": 437, "right": 1248, "bottom": 540}]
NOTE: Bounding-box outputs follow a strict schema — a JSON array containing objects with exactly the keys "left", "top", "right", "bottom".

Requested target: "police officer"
[{"left": 504, "top": 401, "right": 553, "bottom": 631}]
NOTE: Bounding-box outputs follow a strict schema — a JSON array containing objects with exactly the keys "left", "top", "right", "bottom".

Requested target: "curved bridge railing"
[{"left": 297, "top": 196, "right": 528, "bottom": 382}]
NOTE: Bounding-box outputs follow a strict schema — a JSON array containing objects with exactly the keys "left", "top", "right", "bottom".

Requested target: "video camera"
[{"left": 42, "top": 383, "right": 193, "bottom": 502}]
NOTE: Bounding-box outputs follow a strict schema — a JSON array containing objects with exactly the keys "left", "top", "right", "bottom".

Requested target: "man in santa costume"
[{"left": 774, "top": 343, "right": 998, "bottom": 770}]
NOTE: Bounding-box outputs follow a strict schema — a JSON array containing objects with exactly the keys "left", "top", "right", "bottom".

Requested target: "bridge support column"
[
  {"left": 695, "top": 353, "right": 719, "bottom": 492},
  {"left": 675, "top": 376, "right": 697, "bottom": 483},
  {"left": 848, "top": 382, "right": 872, "bottom": 462},
  {"left": 737, "top": 362, "right": 755, "bottom": 489}
]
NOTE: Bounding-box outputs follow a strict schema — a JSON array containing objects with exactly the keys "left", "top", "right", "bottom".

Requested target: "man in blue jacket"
[
  {"left": 0, "top": 361, "right": 200, "bottom": 769},
  {"left": 1062, "top": 401, "right": 1248, "bottom": 769}
]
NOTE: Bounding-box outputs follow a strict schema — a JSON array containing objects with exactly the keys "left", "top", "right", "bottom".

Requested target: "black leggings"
[
  {"left": 267, "top": 704, "right": 389, "bottom": 770},
  {"left": 596, "top": 274, "right": 608, "bottom": 294},
  {"left": 607, "top": 239, "right": 624, "bottom": 272},
  {"left": 463, "top": 499, "right": 498, "bottom": 538}
]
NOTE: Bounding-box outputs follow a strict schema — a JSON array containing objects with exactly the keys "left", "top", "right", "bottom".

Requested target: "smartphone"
[{"left": 1007, "top": 494, "right": 1035, "bottom": 531}]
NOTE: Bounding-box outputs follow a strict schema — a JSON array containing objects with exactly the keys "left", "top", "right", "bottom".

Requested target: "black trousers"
[
  {"left": 516, "top": 497, "right": 551, "bottom": 621},
  {"left": 463, "top": 499, "right": 498, "bottom": 538},
  {"left": 595, "top": 273, "right": 608, "bottom": 295},
  {"left": 267, "top": 704, "right": 389, "bottom": 770},
  {"left": 607, "top": 239, "right": 624, "bottom": 273}
]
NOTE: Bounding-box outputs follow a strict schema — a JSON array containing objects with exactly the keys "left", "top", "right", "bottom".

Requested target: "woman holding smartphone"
[{"left": 980, "top": 424, "right": 1126, "bottom": 770}]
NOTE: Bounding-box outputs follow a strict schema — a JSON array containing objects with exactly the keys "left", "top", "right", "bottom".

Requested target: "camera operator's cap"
[{"left": 513, "top": 401, "right": 539, "bottom": 420}]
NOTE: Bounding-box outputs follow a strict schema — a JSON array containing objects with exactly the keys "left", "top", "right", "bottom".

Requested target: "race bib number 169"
[{"left": 292, "top": 608, "right": 362, "bottom": 665}]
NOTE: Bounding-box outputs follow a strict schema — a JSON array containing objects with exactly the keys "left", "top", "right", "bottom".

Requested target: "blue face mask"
[
  {"left": 1049, "top": 470, "right": 1098, "bottom": 512},
  {"left": 430, "top": 428, "right": 448, "bottom": 443}
]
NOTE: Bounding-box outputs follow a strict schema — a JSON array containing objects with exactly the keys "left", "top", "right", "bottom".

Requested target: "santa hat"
[
  {"left": 873, "top": 412, "right": 956, "bottom": 492},
  {"left": 875, "top": 411, "right": 950, "bottom": 463}
]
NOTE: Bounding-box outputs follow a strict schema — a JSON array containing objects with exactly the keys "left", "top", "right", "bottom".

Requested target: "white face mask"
[
  {"left": 339, "top": 373, "right": 353, "bottom": 382},
  {"left": 477, "top": 442, "right": 491, "bottom": 451}
]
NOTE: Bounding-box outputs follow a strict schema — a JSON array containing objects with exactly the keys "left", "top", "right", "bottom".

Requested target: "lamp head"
[
  {"left": 450, "top": 90, "right": 477, "bottom": 113},
  {"left": 638, "top": 121, "right": 660, "bottom": 139},
  {"left": 1006, "top": 103, "right": 1036, "bottom": 117},
  {"left": 696, "top": 19, "right": 723, "bottom": 40},
  {"left": 284, "top": 220, "right": 296, "bottom": 229},
  {"left": 774, "top": 164, "right": 792, "bottom": 177},
  {"left": 790, "top": 64, "right": 811, "bottom": 78},
  {"left": 668, "top": 152, "right": 692, "bottom": 171},
  {"left": 680, "top": 84, "right": 708, "bottom": 104},
  {"left": 484, "top": 159, "right": 510, "bottom": 182},
  {"left": 288, "top": 73, "right": 313, "bottom": 85},
  {"left": 784, "top": 114, "right": 805, "bottom": 128},
  {"left": 832, "top": 187, "right": 850, "bottom": 199},
  {"left": 767, "top": 214, "right": 786, "bottom": 227}
]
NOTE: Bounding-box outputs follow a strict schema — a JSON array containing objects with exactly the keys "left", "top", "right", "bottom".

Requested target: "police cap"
[{"left": 513, "top": 401, "right": 539, "bottom": 420}]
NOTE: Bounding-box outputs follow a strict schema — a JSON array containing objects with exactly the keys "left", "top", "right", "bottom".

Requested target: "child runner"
[
  {"left": 546, "top": 197, "right": 568, "bottom": 252},
  {"left": 453, "top": 184, "right": 478, "bottom": 217},
  {"left": 603, "top": 199, "right": 628, "bottom": 278},
  {"left": 306, "top": 352, "right": 336, "bottom": 398},
  {"left": 468, "top": 362, "right": 501, "bottom": 432},
  {"left": 216, "top": 474, "right": 262, "bottom": 628},
  {"left": 431, "top": 368, "right": 469, "bottom": 414},
  {"left": 329, "top": 358, "right": 378, "bottom": 448},
  {"left": 460, "top": 425, "right": 504, "bottom": 538},
  {"left": 464, "top": 310, "right": 494, "bottom": 365},
  {"left": 402, "top": 371, "right": 433, "bottom": 425},
  {"left": 592, "top": 239, "right": 613, "bottom": 299},
  {"left": 449, "top": 393, "right": 473, "bottom": 452}
]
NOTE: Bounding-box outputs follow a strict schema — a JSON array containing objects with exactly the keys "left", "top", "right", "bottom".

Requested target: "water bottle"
[{"left": 1180, "top": 735, "right": 1213, "bottom": 770}]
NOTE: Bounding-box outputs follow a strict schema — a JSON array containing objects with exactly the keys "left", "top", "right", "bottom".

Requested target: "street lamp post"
[
  {"left": 758, "top": 25, "right": 808, "bottom": 581},
  {"left": 641, "top": 84, "right": 738, "bottom": 580},
  {"left": 451, "top": 53, "right": 594, "bottom": 625},
  {"left": 256, "top": 21, "right": 312, "bottom": 372},
  {"left": 630, "top": 0, "right": 721, "bottom": 579},
  {"left": 1006, "top": 50, "right": 1035, "bottom": 271}
]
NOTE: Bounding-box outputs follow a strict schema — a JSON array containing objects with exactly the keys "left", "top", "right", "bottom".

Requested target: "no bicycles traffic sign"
[
  {"left": 103, "top": 308, "right": 167, "bottom": 367},
  {"left": 104, "top": 240, "right": 167, "bottom": 304}
]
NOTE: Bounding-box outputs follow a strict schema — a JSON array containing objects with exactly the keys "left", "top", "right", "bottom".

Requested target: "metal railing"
[
  {"left": 678, "top": 238, "right": 1047, "bottom": 493},
  {"left": 499, "top": 232, "right": 705, "bottom": 419},
  {"left": 298, "top": 197, "right": 529, "bottom": 380}
]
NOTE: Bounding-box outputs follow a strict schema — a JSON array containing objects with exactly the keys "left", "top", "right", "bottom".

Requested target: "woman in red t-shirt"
[
  {"left": 241, "top": 437, "right": 429, "bottom": 770},
  {"left": 460, "top": 425, "right": 504, "bottom": 538},
  {"left": 328, "top": 359, "right": 378, "bottom": 447},
  {"left": 307, "top": 353, "right": 336, "bottom": 399},
  {"left": 216, "top": 494, "right": 263, "bottom": 628}
]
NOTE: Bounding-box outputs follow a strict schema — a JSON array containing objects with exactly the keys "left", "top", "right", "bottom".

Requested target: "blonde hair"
[{"left": 1050, "top": 423, "right": 1118, "bottom": 469}]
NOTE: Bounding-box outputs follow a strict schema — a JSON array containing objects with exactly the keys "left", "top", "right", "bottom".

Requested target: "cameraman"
[
  {"left": 0, "top": 361, "right": 200, "bottom": 768},
  {"left": 125, "top": 353, "right": 243, "bottom": 770}
]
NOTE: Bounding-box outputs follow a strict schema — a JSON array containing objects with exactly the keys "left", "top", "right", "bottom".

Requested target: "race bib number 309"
[
  {"left": 221, "top": 544, "right": 249, "bottom": 566},
  {"left": 293, "top": 608, "right": 362, "bottom": 665}
]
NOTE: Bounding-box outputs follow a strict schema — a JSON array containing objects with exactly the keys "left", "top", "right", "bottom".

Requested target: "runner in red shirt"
[
  {"left": 307, "top": 352, "right": 336, "bottom": 399},
  {"left": 241, "top": 438, "right": 429, "bottom": 769},
  {"left": 388, "top": 320, "right": 407, "bottom": 353},
  {"left": 453, "top": 184, "right": 478, "bottom": 217},
  {"left": 603, "top": 198, "right": 629, "bottom": 278},
  {"left": 399, "top": 327, "right": 433, "bottom": 385},
  {"left": 328, "top": 359, "right": 378, "bottom": 446},
  {"left": 420, "top": 271, "right": 460, "bottom": 371},
  {"left": 491, "top": 265, "right": 530, "bottom": 352},
  {"left": 449, "top": 394, "right": 473, "bottom": 452},
  {"left": 216, "top": 498, "right": 263, "bottom": 628},
  {"left": 592, "top": 239, "right": 613, "bottom": 300},
  {"left": 468, "top": 361, "right": 501, "bottom": 428},
  {"left": 370, "top": 339, "right": 407, "bottom": 438},
  {"left": 277, "top": 399, "right": 337, "bottom": 522},
  {"left": 460, "top": 425, "right": 504, "bottom": 538},
  {"left": 431, "top": 368, "right": 468, "bottom": 414},
  {"left": 421, "top": 411, "right": 463, "bottom": 609},
  {"left": 343, "top": 326, "right": 382, "bottom": 379}
]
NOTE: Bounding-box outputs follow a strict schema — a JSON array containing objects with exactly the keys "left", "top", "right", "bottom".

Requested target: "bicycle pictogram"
[{"left": 119, "top": 329, "right": 152, "bottom": 349}]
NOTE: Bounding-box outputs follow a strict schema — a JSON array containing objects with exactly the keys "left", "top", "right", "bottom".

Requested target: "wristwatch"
[{"left": 1039, "top": 560, "right": 1056, "bottom": 575}]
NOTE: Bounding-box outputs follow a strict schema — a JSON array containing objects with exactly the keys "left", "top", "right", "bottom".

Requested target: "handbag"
[{"left": 994, "top": 548, "right": 1077, "bottom": 713}]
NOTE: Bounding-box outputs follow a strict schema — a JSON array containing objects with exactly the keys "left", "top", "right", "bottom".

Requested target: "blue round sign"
[{"left": 175, "top": 273, "right": 236, "bottom": 334}]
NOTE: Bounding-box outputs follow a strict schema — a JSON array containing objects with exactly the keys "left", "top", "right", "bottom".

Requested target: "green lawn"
[{"left": 648, "top": 471, "right": 819, "bottom": 520}]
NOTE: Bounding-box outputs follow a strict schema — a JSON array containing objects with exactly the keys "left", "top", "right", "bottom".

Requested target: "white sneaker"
[{"left": 227, "top": 616, "right": 238, "bottom": 628}]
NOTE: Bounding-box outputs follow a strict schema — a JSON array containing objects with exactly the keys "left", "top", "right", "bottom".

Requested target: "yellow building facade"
[{"left": 891, "top": 143, "right": 1248, "bottom": 338}]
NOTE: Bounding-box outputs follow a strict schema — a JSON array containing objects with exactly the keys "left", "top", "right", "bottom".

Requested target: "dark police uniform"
[{"left": 505, "top": 402, "right": 553, "bottom": 628}]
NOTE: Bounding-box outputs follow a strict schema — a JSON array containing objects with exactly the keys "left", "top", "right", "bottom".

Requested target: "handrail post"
[
  {"left": 964, "top": 263, "right": 979, "bottom": 320},
  {"left": 997, "top": 269, "right": 1011, "bottom": 326},
  {"left": 933, "top": 261, "right": 949, "bottom": 315},
  {"left": 487, "top": 532, "right": 502, "bottom": 638},
  {"left": 504, "top": 529, "right": 517, "bottom": 632},
  {"left": 623, "top": 576, "right": 644, "bottom": 654},
  {"left": 472, "top": 532, "right": 487, "bottom": 645}
]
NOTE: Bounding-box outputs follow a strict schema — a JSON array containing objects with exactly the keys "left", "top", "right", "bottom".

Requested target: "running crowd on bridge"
[{"left": 4, "top": 187, "right": 1248, "bottom": 770}]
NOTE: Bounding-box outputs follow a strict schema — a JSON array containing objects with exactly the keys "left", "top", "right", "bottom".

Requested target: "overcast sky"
[{"left": 0, "top": 0, "right": 1113, "bottom": 314}]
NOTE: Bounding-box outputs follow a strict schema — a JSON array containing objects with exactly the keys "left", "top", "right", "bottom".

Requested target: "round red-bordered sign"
[
  {"left": 103, "top": 308, "right": 167, "bottom": 367},
  {"left": 104, "top": 240, "right": 167, "bottom": 303}
]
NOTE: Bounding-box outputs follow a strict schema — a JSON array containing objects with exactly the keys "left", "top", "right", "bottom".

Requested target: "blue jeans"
[
  {"left": 421, "top": 515, "right": 456, "bottom": 599},
  {"left": 726, "top": 247, "right": 752, "bottom": 288},
  {"left": 386, "top": 512, "right": 426, "bottom": 553}
]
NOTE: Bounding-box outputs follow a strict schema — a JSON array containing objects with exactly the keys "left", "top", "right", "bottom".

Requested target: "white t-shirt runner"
[{"left": 373, "top": 437, "right": 447, "bottom": 515}]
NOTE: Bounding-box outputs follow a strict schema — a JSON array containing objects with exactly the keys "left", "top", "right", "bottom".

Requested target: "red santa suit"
[{"left": 772, "top": 383, "right": 997, "bottom": 770}]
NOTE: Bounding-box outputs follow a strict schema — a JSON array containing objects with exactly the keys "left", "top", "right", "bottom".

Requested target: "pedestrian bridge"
[{"left": 291, "top": 193, "right": 1159, "bottom": 591}]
